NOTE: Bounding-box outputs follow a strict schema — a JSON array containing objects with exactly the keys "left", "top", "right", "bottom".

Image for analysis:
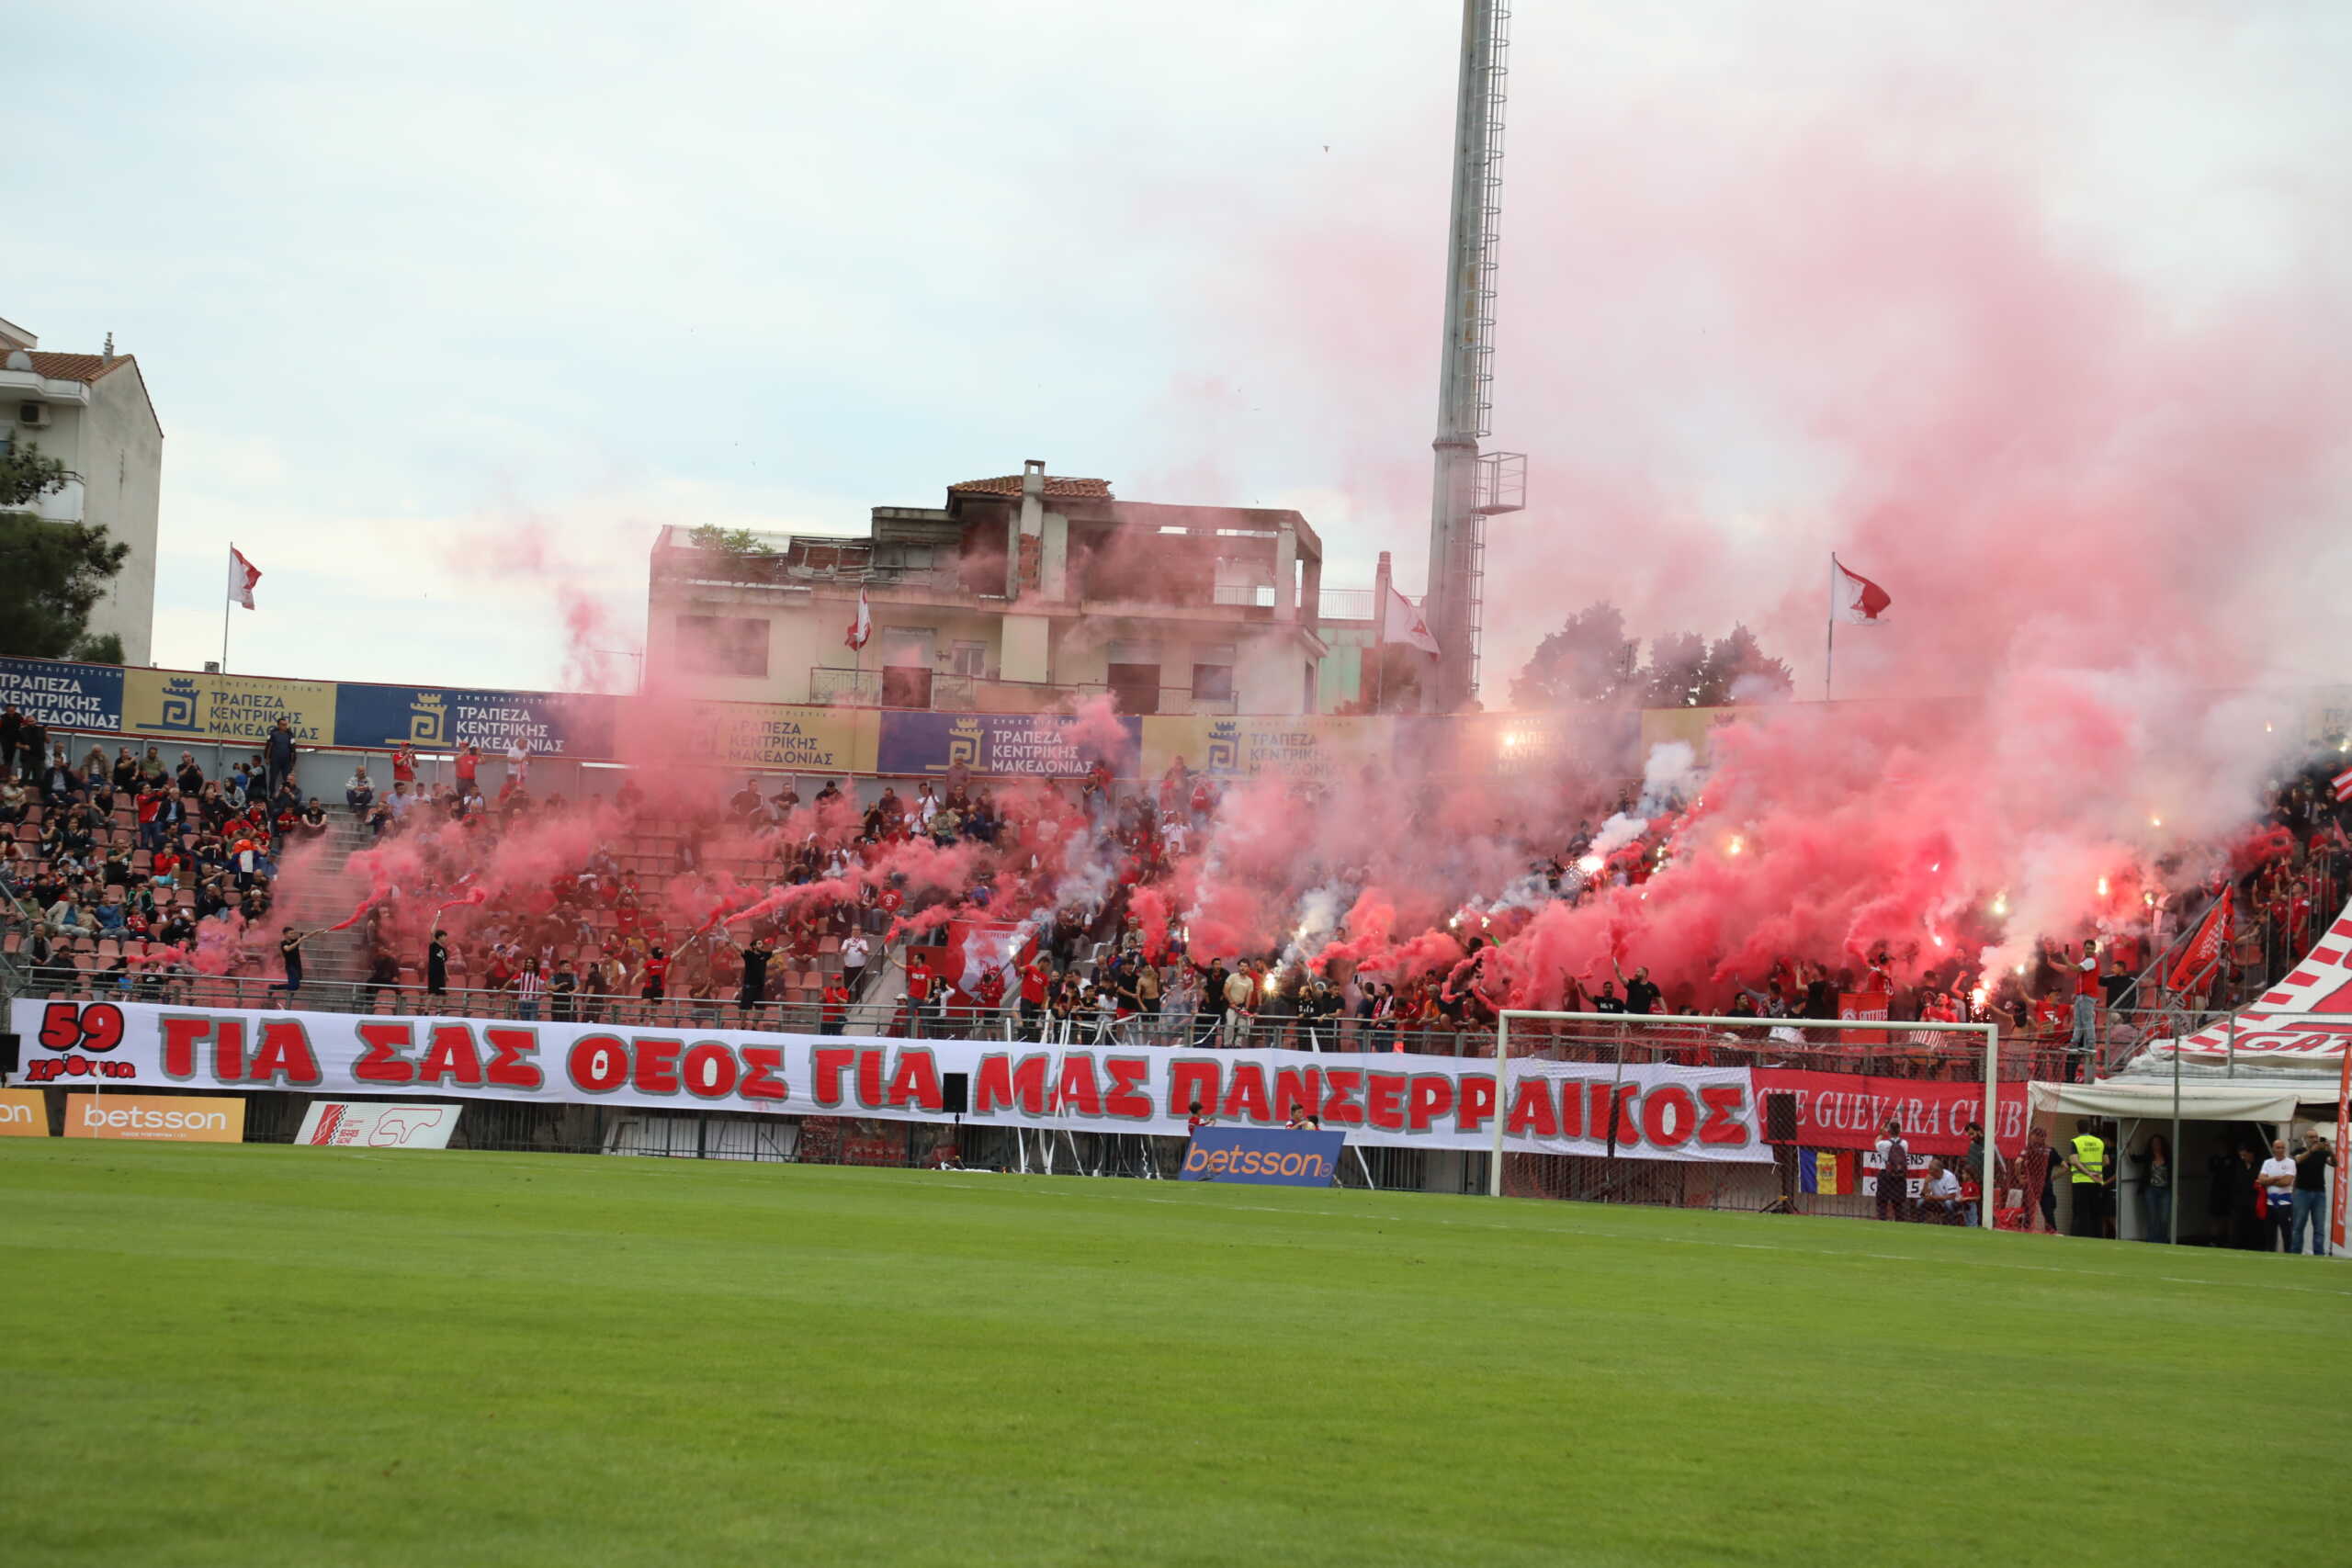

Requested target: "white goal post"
[{"left": 1489, "top": 1010, "right": 2002, "bottom": 1229}]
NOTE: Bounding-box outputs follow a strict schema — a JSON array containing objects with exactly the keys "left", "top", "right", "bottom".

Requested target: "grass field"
[{"left": 3, "top": 1143, "right": 2347, "bottom": 1566}]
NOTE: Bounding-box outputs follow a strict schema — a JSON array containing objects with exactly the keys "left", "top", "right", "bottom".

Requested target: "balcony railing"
[
  {"left": 809, "top": 668, "right": 882, "bottom": 705},
  {"left": 18, "top": 472, "right": 85, "bottom": 524},
  {"left": 804, "top": 669, "right": 1244, "bottom": 716}
]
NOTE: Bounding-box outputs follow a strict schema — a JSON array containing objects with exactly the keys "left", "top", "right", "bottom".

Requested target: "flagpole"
[
  {"left": 1823, "top": 553, "right": 1836, "bottom": 704},
  {"left": 221, "top": 543, "right": 233, "bottom": 675}
]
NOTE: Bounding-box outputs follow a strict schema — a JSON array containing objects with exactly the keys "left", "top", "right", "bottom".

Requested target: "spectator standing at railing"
[
  {"left": 0, "top": 705, "right": 18, "bottom": 778},
  {"left": 514, "top": 957, "right": 547, "bottom": 1021},
  {"left": 549, "top": 959, "right": 579, "bottom": 1023},
  {"left": 639, "top": 945, "right": 672, "bottom": 1015},
  {"left": 2066, "top": 942, "right": 2101, "bottom": 1065},
  {"left": 975, "top": 964, "right": 1006, "bottom": 1032},
  {"left": 1221, "top": 962, "right": 1256, "bottom": 1047},
  {"left": 268, "top": 926, "right": 313, "bottom": 1001},
  {"left": 840, "top": 931, "right": 869, "bottom": 997},
  {"left": 263, "top": 717, "right": 296, "bottom": 798},
  {"left": 734, "top": 936, "right": 772, "bottom": 1022},
  {"left": 425, "top": 925, "right": 450, "bottom": 1004},
  {"left": 366, "top": 941, "right": 401, "bottom": 1012},
  {"left": 14, "top": 717, "right": 43, "bottom": 784}
]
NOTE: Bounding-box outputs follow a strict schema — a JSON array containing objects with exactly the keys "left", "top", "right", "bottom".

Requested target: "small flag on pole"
[
  {"left": 1381, "top": 583, "right": 1441, "bottom": 654},
  {"left": 1830, "top": 556, "right": 1891, "bottom": 625},
  {"left": 2333, "top": 763, "right": 2352, "bottom": 804},
  {"left": 844, "top": 584, "right": 872, "bottom": 651},
  {"left": 228, "top": 546, "right": 262, "bottom": 610}
]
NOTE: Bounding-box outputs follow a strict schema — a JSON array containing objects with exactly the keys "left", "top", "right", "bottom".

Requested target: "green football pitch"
[{"left": 3, "top": 1142, "right": 2346, "bottom": 1566}]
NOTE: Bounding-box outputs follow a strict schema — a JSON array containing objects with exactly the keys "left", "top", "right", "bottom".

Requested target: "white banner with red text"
[{"left": 7, "top": 998, "right": 1771, "bottom": 1161}]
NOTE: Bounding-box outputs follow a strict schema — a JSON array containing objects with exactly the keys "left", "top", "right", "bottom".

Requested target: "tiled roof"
[
  {"left": 23, "top": 352, "right": 137, "bottom": 383},
  {"left": 948, "top": 473, "right": 1113, "bottom": 499}
]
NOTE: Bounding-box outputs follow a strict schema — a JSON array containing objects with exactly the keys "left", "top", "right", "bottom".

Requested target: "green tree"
[
  {"left": 1695, "top": 624, "right": 1794, "bottom": 706},
  {"left": 1641, "top": 630, "right": 1710, "bottom": 708},
  {"left": 1512, "top": 604, "right": 1796, "bottom": 710},
  {"left": 1510, "top": 602, "right": 1640, "bottom": 709},
  {"left": 687, "top": 525, "right": 775, "bottom": 559},
  {"left": 0, "top": 513, "right": 130, "bottom": 659},
  {"left": 1, "top": 439, "right": 70, "bottom": 510}
]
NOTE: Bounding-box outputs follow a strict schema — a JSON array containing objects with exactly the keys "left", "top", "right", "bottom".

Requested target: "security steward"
[{"left": 2065, "top": 1118, "right": 2109, "bottom": 1237}]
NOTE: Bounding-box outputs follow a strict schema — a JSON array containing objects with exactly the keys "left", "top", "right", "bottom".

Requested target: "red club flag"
[
  {"left": 228, "top": 546, "right": 262, "bottom": 610},
  {"left": 1382, "top": 583, "right": 1441, "bottom": 654},
  {"left": 2332, "top": 763, "right": 2352, "bottom": 803},
  {"left": 2333, "top": 1043, "right": 2351, "bottom": 1252},
  {"left": 1830, "top": 556, "right": 1892, "bottom": 625},
  {"left": 2165, "top": 886, "right": 2233, "bottom": 993},
  {"left": 844, "top": 585, "right": 872, "bottom": 651}
]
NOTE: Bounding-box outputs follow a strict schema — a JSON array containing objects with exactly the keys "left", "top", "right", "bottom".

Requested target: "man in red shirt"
[
  {"left": 820, "top": 978, "right": 850, "bottom": 1035},
  {"left": 1019, "top": 956, "right": 1050, "bottom": 1038},
  {"left": 2068, "top": 939, "right": 2100, "bottom": 1063},
  {"left": 391, "top": 743, "right": 417, "bottom": 787},
  {"left": 976, "top": 964, "right": 1007, "bottom": 1033},
  {"left": 906, "top": 952, "right": 934, "bottom": 1034},
  {"left": 454, "top": 743, "right": 480, "bottom": 794}
]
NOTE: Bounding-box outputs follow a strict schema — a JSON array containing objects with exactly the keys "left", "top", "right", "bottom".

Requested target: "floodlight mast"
[{"left": 1423, "top": 0, "right": 1526, "bottom": 713}]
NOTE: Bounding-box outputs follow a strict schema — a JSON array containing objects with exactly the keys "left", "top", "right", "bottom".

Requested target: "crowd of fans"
[{"left": 5, "top": 699, "right": 2346, "bottom": 1081}]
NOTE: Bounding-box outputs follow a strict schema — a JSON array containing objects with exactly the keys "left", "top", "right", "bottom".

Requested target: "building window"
[
  {"left": 1107, "top": 662, "right": 1160, "bottom": 716},
  {"left": 1192, "top": 642, "right": 1235, "bottom": 703},
  {"left": 950, "top": 641, "right": 988, "bottom": 677},
  {"left": 674, "top": 615, "right": 771, "bottom": 678}
]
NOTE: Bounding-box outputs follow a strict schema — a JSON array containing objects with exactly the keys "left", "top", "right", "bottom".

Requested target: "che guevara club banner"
[{"left": 6, "top": 999, "right": 1770, "bottom": 1162}]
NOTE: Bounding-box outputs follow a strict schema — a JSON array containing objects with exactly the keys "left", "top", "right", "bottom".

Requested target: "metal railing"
[{"left": 808, "top": 667, "right": 882, "bottom": 706}]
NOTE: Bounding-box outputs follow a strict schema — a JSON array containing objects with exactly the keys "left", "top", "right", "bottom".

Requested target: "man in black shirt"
[
  {"left": 2290, "top": 1131, "right": 2335, "bottom": 1255},
  {"left": 426, "top": 926, "right": 450, "bottom": 1003},
  {"left": 1611, "top": 960, "right": 1662, "bottom": 1015},
  {"left": 735, "top": 937, "right": 772, "bottom": 1022},
  {"left": 268, "top": 926, "right": 311, "bottom": 1001},
  {"left": 264, "top": 717, "right": 297, "bottom": 798},
  {"left": 1591, "top": 982, "right": 1626, "bottom": 1015},
  {"left": 366, "top": 942, "right": 401, "bottom": 1011},
  {"left": 549, "top": 959, "right": 579, "bottom": 1024}
]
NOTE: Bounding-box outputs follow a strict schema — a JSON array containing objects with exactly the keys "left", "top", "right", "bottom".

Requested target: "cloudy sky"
[{"left": 18, "top": 1, "right": 2352, "bottom": 698}]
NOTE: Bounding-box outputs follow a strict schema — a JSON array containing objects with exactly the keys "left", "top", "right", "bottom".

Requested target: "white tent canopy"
[{"left": 2030, "top": 1078, "right": 2314, "bottom": 1123}]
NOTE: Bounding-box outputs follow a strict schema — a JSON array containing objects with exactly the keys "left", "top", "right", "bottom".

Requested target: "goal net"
[{"left": 1490, "top": 1010, "right": 2008, "bottom": 1228}]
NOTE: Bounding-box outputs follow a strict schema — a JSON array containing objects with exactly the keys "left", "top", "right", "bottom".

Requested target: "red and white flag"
[
  {"left": 2165, "top": 886, "right": 2233, "bottom": 993},
  {"left": 2333, "top": 763, "right": 2352, "bottom": 804},
  {"left": 1382, "top": 583, "right": 1441, "bottom": 654},
  {"left": 1830, "top": 556, "right": 1891, "bottom": 625},
  {"left": 228, "top": 546, "right": 262, "bottom": 611},
  {"left": 844, "top": 585, "right": 872, "bottom": 651}
]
